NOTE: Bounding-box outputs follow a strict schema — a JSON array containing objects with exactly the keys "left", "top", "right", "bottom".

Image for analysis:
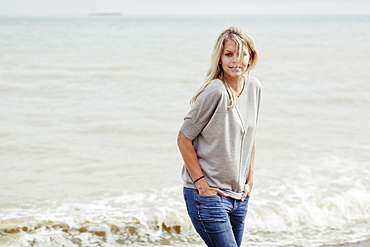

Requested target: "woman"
[{"left": 177, "top": 26, "right": 261, "bottom": 247}]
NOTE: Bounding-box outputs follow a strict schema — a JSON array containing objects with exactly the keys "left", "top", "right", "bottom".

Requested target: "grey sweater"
[{"left": 180, "top": 77, "right": 261, "bottom": 199}]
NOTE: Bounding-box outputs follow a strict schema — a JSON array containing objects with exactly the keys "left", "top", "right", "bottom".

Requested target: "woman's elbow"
[{"left": 177, "top": 131, "right": 190, "bottom": 149}]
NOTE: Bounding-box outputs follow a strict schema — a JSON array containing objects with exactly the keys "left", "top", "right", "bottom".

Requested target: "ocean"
[{"left": 0, "top": 15, "right": 369, "bottom": 246}]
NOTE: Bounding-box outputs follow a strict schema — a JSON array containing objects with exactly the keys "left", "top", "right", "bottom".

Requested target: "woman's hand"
[
  {"left": 241, "top": 182, "right": 253, "bottom": 201},
  {"left": 242, "top": 144, "right": 255, "bottom": 201},
  {"left": 195, "top": 178, "right": 229, "bottom": 197}
]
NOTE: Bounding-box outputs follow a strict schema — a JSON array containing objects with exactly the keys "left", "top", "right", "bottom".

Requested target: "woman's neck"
[{"left": 226, "top": 76, "right": 245, "bottom": 96}]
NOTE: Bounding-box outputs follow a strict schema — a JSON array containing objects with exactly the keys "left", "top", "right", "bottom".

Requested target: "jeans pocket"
[
  {"left": 197, "top": 194, "right": 219, "bottom": 199},
  {"left": 195, "top": 194, "right": 231, "bottom": 234},
  {"left": 196, "top": 194, "right": 223, "bottom": 215},
  {"left": 183, "top": 187, "right": 198, "bottom": 203}
]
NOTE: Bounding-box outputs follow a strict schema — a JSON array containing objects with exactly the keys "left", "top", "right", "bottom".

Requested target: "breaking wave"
[{"left": 1, "top": 185, "right": 369, "bottom": 247}]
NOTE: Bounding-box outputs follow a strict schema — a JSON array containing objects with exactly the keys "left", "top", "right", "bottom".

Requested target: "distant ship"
[{"left": 88, "top": 11, "right": 122, "bottom": 17}]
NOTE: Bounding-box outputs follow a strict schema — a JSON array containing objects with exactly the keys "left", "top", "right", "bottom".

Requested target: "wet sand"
[{"left": 329, "top": 239, "right": 370, "bottom": 247}]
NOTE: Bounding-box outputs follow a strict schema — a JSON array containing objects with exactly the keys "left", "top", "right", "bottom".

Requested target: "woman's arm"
[
  {"left": 177, "top": 131, "right": 229, "bottom": 197},
  {"left": 242, "top": 143, "right": 255, "bottom": 201}
]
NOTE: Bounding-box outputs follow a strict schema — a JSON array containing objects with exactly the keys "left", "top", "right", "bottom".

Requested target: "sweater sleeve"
[{"left": 180, "top": 82, "right": 226, "bottom": 140}]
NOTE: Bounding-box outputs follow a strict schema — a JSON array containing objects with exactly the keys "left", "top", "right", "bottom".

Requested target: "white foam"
[{"left": 1, "top": 185, "right": 369, "bottom": 246}]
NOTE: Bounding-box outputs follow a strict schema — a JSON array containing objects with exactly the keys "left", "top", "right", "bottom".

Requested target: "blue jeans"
[{"left": 183, "top": 187, "right": 250, "bottom": 247}]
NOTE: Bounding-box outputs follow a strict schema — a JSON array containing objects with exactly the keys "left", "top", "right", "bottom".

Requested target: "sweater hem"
[{"left": 183, "top": 182, "right": 243, "bottom": 200}]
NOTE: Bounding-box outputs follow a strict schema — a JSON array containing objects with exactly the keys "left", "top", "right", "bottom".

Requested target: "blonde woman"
[{"left": 177, "top": 26, "right": 261, "bottom": 247}]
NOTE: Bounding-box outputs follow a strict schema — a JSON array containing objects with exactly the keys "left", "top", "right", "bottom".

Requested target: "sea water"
[{"left": 0, "top": 16, "right": 369, "bottom": 246}]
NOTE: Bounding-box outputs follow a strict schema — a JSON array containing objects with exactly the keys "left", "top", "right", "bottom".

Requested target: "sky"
[{"left": 0, "top": 0, "right": 369, "bottom": 16}]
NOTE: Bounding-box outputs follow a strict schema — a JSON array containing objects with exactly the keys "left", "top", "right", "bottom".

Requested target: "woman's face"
[{"left": 220, "top": 39, "right": 250, "bottom": 80}]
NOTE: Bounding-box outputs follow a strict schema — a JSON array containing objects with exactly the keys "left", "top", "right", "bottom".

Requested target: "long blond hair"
[{"left": 190, "top": 26, "right": 259, "bottom": 109}]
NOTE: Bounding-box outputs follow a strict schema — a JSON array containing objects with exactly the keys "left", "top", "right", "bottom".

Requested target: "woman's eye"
[{"left": 225, "top": 53, "right": 232, "bottom": 56}]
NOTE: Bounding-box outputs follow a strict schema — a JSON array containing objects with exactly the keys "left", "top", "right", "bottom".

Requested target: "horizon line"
[{"left": 1, "top": 13, "right": 370, "bottom": 18}]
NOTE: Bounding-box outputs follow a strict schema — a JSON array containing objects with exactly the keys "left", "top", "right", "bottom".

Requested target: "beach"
[{"left": 0, "top": 15, "right": 369, "bottom": 246}]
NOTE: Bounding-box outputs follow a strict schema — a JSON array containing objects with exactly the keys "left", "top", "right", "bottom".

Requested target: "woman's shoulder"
[
  {"left": 206, "top": 79, "right": 227, "bottom": 93},
  {"left": 193, "top": 79, "right": 227, "bottom": 107},
  {"left": 248, "top": 76, "right": 262, "bottom": 91},
  {"left": 202, "top": 79, "right": 227, "bottom": 96}
]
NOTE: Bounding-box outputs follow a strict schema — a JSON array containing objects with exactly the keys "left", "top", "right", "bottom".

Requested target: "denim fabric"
[{"left": 183, "top": 187, "right": 250, "bottom": 247}]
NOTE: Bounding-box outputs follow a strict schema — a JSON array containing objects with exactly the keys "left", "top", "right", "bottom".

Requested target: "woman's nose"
[{"left": 232, "top": 54, "right": 237, "bottom": 62}]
